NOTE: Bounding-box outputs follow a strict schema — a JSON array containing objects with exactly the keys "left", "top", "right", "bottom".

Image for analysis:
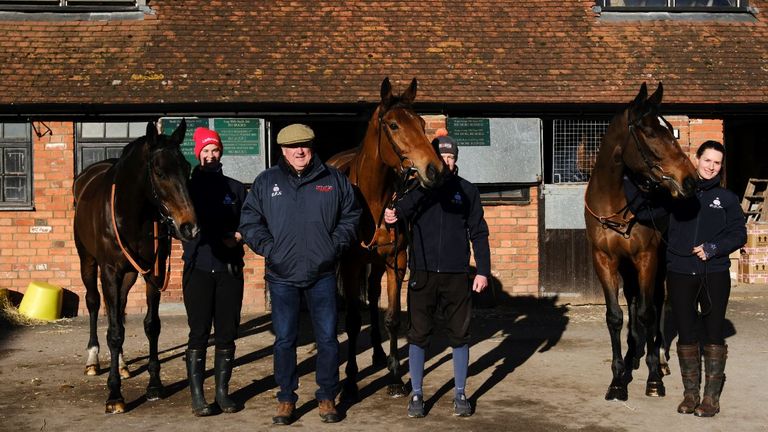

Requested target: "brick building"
[{"left": 0, "top": 1, "right": 766, "bottom": 314}]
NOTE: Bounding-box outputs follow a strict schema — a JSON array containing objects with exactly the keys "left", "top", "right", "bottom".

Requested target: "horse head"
[
  {"left": 375, "top": 77, "right": 445, "bottom": 188},
  {"left": 144, "top": 120, "right": 199, "bottom": 241},
  {"left": 622, "top": 82, "right": 697, "bottom": 199}
]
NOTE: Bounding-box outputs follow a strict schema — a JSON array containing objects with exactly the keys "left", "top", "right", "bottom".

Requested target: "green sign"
[
  {"left": 446, "top": 118, "right": 491, "bottom": 147},
  {"left": 160, "top": 118, "right": 262, "bottom": 167},
  {"left": 213, "top": 118, "right": 261, "bottom": 156}
]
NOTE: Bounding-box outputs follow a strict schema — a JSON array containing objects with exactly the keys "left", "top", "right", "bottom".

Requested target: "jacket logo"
[
  {"left": 451, "top": 191, "right": 462, "bottom": 205},
  {"left": 271, "top": 184, "right": 282, "bottom": 197},
  {"left": 709, "top": 197, "right": 722, "bottom": 209},
  {"left": 316, "top": 185, "right": 334, "bottom": 192},
  {"left": 223, "top": 194, "right": 234, "bottom": 205}
]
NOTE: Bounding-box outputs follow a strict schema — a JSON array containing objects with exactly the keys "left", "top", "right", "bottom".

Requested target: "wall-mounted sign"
[
  {"left": 447, "top": 118, "right": 491, "bottom": 147},
  {"left": 159, "top": 117, "right": 266, "bottom": 184}
]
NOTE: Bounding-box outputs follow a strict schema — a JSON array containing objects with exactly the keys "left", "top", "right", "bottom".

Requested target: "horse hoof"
[
  {"left": 84, "top": 365, "right": 98, "bottom": 376},
  {"left": 146, "top": 387, "right": 163, "bottom": 401},
  {"left": 105, "top": 399, "right": 126, "bottom": 414},
  {"left": 119, "top": 367, "right": 131, "bottom": 379},
  {"left": 387, "top": 384, "right": 406, "bottom": 398},
  {"left": 645, "top": 381, "right": 665, "bottom": 397},
  {"left": 605, "top": 385, "right": 628, "bottom": 401}
]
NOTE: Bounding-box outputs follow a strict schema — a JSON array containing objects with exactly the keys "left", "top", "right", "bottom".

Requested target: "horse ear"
[
  {"left": 632, "top": 82, "right": 648, "bottom": 106},
  {"left": 647, "top": 82, "right": 663, "bottom": 107},
  {"left": 171, "top": 119, "right": 187, "bottom": 146},
  {"left": 380, "top": 77, "right": 393, "bottom": 106},
  {"left": 146, "top": 121, "right": 158, "bottom": 141},
  {"left": 401, "top": 78, "right": 418, "bottom": 105}
]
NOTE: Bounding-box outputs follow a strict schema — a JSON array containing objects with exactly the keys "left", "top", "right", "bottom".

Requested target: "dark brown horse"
[
  {"left": 585, "top": 83, "right": 697, "bottom": 401},
  {"left": 328, "top": 77, "right": 445, "bottom": 399},
  {"left": 73, "top": 120, "right": 198, "bottom": 413}
]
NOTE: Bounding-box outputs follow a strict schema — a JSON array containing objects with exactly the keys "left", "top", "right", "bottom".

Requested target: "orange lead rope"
[{"left": 111, "top": 183, "right": 171, "bottom": 290}]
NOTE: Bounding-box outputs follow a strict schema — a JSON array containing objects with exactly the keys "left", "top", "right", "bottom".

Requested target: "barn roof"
[{"left": 1, "top": 1, "right": 767, "bottom": 112}]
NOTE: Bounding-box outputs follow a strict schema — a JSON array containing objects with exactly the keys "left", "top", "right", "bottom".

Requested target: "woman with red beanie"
[{"left": 182, "top": 127, "right": 247, "bottom": 416}]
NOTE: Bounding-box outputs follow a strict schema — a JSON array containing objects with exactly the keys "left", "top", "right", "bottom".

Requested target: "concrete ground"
[{"left": 0, "top": 282, "right": 766, "bottom": 432}]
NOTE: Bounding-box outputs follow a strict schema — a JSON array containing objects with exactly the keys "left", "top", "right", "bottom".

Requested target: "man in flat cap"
[{"left": 239, "top": 124, "right": 360, "bottom": 425}]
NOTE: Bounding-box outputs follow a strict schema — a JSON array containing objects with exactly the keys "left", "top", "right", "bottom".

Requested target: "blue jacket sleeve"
[
  {"left": 706, "top": 193, "right": 747, "bottom": 258},
  {"left": 466, "top": 182, "right": 491, "bottom": 277},
  {"left": 330, "top": 172, "right": 362, "bottom": 255},
  {"left": 238, "top": 175, "right": 274, "bottom": 258}
]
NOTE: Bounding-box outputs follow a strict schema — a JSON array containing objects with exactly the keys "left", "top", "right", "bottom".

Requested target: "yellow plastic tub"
[{"left": 18, "top": 281, "right": 63, "bottom": 321}]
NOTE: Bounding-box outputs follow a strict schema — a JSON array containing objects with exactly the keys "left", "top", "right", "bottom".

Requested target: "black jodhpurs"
[
  {"left": 183, "top": 266, "right": 244, "bottom": 350},
  {"left": 667, "top": 270, "right": 731, "bottom": 345}
]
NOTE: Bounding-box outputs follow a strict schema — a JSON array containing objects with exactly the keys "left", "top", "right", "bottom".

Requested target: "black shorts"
[{"left": 406, "top": 270, "right": 472, "bottom": 348}]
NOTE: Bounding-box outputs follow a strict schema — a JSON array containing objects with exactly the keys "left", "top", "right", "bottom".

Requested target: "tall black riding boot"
[
  {"left": 694, "top": 344, "right": 727, "bottom": 417},
  {"left": 676, "top": 343, "right": 700, "bottom": 414},
  {"left": 214, "top": 348, "right": 240, "bottom": 413},
  {"left": 185, "top": 349, "right": 213, "bottom": 417}
]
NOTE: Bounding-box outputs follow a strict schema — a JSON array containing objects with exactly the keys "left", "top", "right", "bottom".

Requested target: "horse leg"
[
  {"left": 635, "top": 253, "right": 665, "bottom": 397},
  {"left": 341, "top": 263, "right": 362, "bottom": 402},
  {"left": 594, "top": 250, "right": 627, "bottom": 401},
  {"left": 383, "top": 252, "right": 407, "bottom": 397},
  {"left": 367, "top": 264, "right": 387, "bottom": 368},
  {"left": 143, "top": 276, "right": 163, "bottom": 401},
  {"left": 101, "top": 266, "right": 130, "bottom": 414},
  {"left": 77, "top": 243, "right": 101, "bottom": 376}
]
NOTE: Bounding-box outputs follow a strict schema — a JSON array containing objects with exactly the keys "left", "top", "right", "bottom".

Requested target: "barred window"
[
  {"left": 0, "top": 123, "right": 32, "bottom": 208},
  {"left": 552, "top": 119, "right": 609, "bottom": 184},
  {"left": 75, "top": 121, "right": 145, "bottom": 174}
]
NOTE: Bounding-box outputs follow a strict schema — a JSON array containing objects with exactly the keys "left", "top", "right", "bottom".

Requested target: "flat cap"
[{"left": 277, "top": 124, "right": 315, "bottom": 146}]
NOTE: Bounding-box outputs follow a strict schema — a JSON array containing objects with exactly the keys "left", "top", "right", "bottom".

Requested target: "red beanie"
[{"left": 193, "top": 127, "right": 223, "bottom": 160}]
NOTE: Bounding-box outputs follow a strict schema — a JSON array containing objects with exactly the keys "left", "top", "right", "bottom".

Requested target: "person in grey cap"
[
  {"left": 384, "top": 132, "right": 491, "bottom": 419},
  {"left": 239, "top": 123, "right": 360, "bottom": 425}
]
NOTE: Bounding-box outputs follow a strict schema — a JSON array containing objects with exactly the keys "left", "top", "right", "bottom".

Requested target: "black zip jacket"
[
  {"left": 182, "top": 166, "right": 246, "bottom": 271},
  {"left": 666, "top": 175, "right": 746, "bottom": 275},
  {"left": 239, "top": 154, "right": 361, "bottom": 286},
  {"left": 395, "top": 173, "right": 491, "bottom": 276}
]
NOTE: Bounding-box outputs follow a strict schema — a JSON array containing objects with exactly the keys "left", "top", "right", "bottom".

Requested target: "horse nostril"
[{"left": 426, "top": 163, "right": 445, "bottom": 187}]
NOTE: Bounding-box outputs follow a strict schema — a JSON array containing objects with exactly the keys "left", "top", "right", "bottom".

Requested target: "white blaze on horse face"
[{"left": 657, "top": 116, "right": 673, "bottom": 133}]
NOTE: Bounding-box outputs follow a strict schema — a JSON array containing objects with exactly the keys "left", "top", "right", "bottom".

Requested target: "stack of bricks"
[{"left": 739, "top": 222, "right": 768, "bottom": 284}]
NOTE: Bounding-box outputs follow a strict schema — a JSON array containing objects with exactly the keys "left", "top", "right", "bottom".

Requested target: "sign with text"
[
  {"left": 159, "top": 117, "right": 266, "bottom": 184},
  {"left": 446, "top": 118, "right": 491, "bottom": 147}
]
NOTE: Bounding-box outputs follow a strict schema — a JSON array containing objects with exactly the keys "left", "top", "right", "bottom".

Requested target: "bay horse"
[
  {"left": 585, "top": 83, "right": 697, "bottom": 401},
  {"left": 73, "top": 120, "right": 198, "bottom": 413},
  {"left": 327, "top": 77, "right": 445, "bottom": 399}
]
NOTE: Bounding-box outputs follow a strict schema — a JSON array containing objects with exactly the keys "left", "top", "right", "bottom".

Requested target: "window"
[
  {"left": 552, "top": 119, "right": 609, "bottom": 184},
  {"left": 0, "top": 123, "right": 32, "bottom": 208},
  {"left": 75, "top": 121, "right": 145, "bottom": 174},
  {"left": 0, "top": 0, "right": 142, "bottom": 12},
  {"left": 597, "top": 0, "right": 749, "bottom": 11}
]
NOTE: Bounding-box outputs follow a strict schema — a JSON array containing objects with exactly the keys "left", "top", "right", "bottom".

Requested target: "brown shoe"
[
  {"left": 318, "top": 399, "right": 340, "bottom": 423},
  {"left": 273, "top": 401, "right": 295, "bottom": 425}
]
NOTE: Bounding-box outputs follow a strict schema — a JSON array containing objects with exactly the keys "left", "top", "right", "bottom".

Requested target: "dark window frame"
[
  {"left": 0, "top": 123, "right": 33, "bottom": 210},
  {"left": 597, "top": 0, "right": 749, "bottom": 12},
  {"left": 0, "top": 0, "right": 142, "bottom": 12},
  {"left": 75, "top": 121, "right": 144, "bottom": 175}
]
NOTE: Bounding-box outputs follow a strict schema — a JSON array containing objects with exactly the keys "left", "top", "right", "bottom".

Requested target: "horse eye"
[{"left": 388, "top": 122, "right": 399, "bottom": 131}]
